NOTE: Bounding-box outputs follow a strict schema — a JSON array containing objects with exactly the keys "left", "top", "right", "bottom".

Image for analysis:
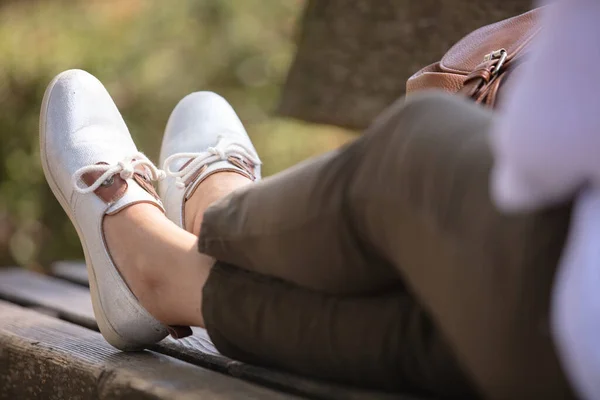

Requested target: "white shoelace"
[
  {"left": 163, "top": 135, "right": 260, "bottom": 189},
  {"left": 72, "top": 152, "right": 165, "bottom": 194}
]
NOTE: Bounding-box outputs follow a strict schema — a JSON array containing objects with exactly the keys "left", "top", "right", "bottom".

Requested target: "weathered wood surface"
[
  {"left": 0, "top": 267, "right": 95, "bottom": 329},
  {"left": 0, "top": 267, "right": 415, "bottom": 400},
  {"left": 0, "top": 267, "right": 219, "bottom": 354},
  {"left": 0, "top": 300, "right": 297, "bottom": 400},
  {"left": 278, "top": 0, "right": 532, "bottom": 130}
]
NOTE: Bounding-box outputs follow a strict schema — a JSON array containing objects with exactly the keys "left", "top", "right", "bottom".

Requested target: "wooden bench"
[{"left": 0, "top": 264, "right": 421, "bottom": 399}]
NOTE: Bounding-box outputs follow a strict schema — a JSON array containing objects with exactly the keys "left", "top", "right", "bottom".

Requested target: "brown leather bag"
[{"left": 406, "top": 8, "right": 542, "bottom": 108}]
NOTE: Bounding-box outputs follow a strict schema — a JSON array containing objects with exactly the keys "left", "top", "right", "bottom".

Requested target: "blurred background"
[{"left": 0, "top": 0, "right": 356, "bottom": 269}]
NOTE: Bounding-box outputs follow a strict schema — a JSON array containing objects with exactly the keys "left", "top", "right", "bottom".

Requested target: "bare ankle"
[
  {"left": 103, "top": 203, "right": 166, "bottom": 282},
  {"left": 102, "top": 202, "right": 211, "bottom": 327},
  {"left": 184, "top": 171, "right": 252, "bottom": 236}
]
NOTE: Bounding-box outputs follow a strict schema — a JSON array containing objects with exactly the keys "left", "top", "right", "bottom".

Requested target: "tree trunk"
[{"left": 278, "top": 0, "right": 531, "bottom": 130}]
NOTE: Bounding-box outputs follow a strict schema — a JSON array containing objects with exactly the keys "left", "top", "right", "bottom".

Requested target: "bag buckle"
[{"left": 483, "top": 48, "right": 508, "bottom": 76}]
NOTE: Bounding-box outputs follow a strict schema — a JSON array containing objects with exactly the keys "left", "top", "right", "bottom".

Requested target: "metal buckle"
[{"left": 483, "top": 48, "right": 508, "bottom": 76}]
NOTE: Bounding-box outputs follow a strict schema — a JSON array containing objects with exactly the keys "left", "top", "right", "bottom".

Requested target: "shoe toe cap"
[
  {"left": 160, "top": 91, "right": 255, "bottom": 162},
  {"left": 41, "top": 69, "right": 136, "bottom": 191},
  {"left": 45, "top": 70, "right": 125, "bottom": 130}
]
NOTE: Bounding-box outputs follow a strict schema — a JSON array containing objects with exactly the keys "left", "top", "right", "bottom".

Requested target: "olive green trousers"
[{"left": 198, "top": 92, "right": 575, "bottom": 399}]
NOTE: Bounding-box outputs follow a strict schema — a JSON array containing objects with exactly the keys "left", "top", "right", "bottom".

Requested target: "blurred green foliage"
[{"left": 0, "top": 0, "right": 355, "bottom": 268}]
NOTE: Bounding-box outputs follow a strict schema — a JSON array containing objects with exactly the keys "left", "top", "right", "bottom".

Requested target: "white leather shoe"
[
  {"left": 159, "top": 92, "right": 261, "bottom": 229},
  {"left": 40, "top": 69, "right": 171, "bottom": 351}
]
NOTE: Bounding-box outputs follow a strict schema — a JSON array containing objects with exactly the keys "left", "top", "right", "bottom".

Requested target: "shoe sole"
[{"left": 39, "top": 72, "right": 148, "bottom": 351}]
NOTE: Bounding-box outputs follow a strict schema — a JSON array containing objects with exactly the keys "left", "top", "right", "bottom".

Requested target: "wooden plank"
[
  {"left": 51, "top": 260, "right": 89, "bottom": 286},
  {"left": 2, "top": 267, "right": 414, "bottom": 400},
  {"left": 0, "top": 267, "right": 95, "bottom": 330},
  {"left": 0, "top": 300, "right": 296, "bottom": 400},
  {"left": 0, "top": 267, "right": 220, "bottom": 354}
]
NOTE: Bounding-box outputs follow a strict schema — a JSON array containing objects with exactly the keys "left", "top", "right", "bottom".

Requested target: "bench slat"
[
  {"left": 0, "top": 300, "right": 296, "bottom": 399},
  {"left": 1, "top": 267, "right": 412, "bottom": 400},
  {"left": 0, "top": 267, "right": 95, "bottom": 329}
]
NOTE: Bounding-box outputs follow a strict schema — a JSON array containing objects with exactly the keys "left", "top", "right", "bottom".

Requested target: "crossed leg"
[
  {"left": 196, "top": 92, "right": 574, "bottom": 398},
  {"left": 100, "top": 91, "right": 574, "bottom": 399},
  {"left": 103, "top": 168, "right": 471, "bottom": 396}
]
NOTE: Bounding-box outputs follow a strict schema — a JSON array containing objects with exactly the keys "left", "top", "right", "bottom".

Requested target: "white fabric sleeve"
[
  {"left": 488, "top": 2, "right": 600, "bottom": 399},
  {"left": 490, "top": 0, "right": 600, "bottom": 212},
  {"left": 552, "top": 185, "right": 600, "bottom": 400}
]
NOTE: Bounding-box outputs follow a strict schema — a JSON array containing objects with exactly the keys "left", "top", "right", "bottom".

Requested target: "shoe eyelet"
[{"left": 101, "top": 176, "right": 115, "bottom": 187}]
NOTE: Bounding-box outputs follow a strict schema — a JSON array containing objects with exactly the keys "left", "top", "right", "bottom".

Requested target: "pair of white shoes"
[{"left": 40, "top": 69, "right": 261, "bottom": 350}]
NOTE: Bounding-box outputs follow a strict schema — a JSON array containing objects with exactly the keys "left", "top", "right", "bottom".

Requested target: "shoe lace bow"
[
  {"left": 72, "top": 152, "right": 165, "bottom": 194},
  {"left": 163, "top": 135, "right": 260, "bottom": 189}
]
